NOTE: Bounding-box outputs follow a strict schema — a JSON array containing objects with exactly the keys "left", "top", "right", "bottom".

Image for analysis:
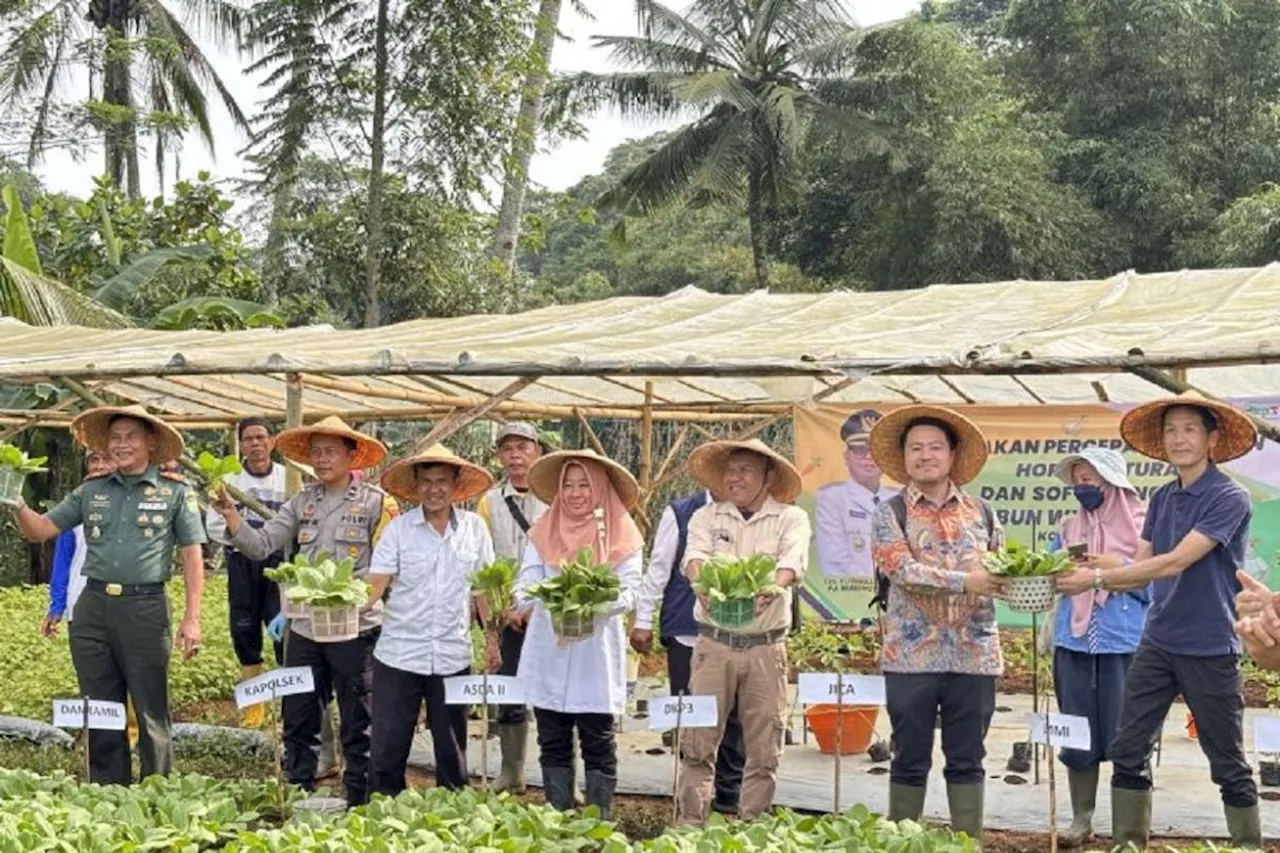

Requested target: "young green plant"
[
  {"left": 982, "top": 540, "right": 1072, "bottom": 577},
  {"left": 279, "top": 556, "right": 369, "bottom": 608},
  {"left": 526, "top": 546, "right": 620, "bottom": 637},
  {"left": 195, "top": 451, "right": 243, "bottom": 499},
  {"left": 0, "top": 443, "right": 48, "bottom": 475}
]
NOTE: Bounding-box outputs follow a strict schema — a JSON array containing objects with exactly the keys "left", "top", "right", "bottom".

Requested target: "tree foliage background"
[{"left": 4, "top": 0, "right": 1280, "bottom": 321}]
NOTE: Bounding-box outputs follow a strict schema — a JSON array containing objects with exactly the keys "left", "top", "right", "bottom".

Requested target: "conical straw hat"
[
  {"left": 1120, "top": 391, "right": 1257, "bottom": 463},
  {"left": 528, "top": 449, "right": 640, "bottom": 509},
  {"left": 275, "top": 416, "right": 387, "bottom": 470},
  {"left": 72, "top": 405, "right": 185, "bottom": 465},
  {"left": 380, "top": 444, "right": 494, "bottom": 503},
  {"left": 868, "top": 404, "right": 988, "bottom": 486},
  {"left": 687, "top": 438, "right": 802, "bottom": 504}
]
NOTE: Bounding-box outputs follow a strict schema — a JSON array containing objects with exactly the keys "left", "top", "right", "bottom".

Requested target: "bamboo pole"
[
  {"left": 285, "top": 375, "right": 304, "bottom": 498},
  {"left": 573, "top": 409, "right": 608, "bottom": 457},
  {"left": 651, "top": 424, "right": 691, "bottom": 488},
  {"left": 1127, "top": 365, "right": 1280, "bottom": 443},
  {"left": 408, "top": 377, "right": 539, "bottom": 454},
  {"left": 639, "top": 382, "right": 654, "bottom": 493}
]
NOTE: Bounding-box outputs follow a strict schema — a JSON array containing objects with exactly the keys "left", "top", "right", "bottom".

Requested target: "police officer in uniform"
[
  {"left": 212, "top": 416, "right": 397, "bottom": 807},
  {"left": 11, "top": 405, "right": 206, "bottom": 784},
  {"left": 815, "top": 409, "right": 899, "bottom": 580}
]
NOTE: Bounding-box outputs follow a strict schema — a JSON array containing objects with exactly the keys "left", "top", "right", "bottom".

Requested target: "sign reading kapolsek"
[
  {"left": 52, "top": 698, "right": 128, "bottom": 730},
  {"left": 444, "top": 675, "right": 526, "bottom": 705},
  {"left": 234, "top": 667, "right": 316, "bottom": 709}
]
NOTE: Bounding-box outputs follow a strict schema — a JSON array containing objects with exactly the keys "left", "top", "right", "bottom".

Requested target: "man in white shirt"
[
  {"left": 366, "top": 444, "right": 496, "bottom": 795},
  {"left": 204, "top": 417, "right": 289, "bottom": 728},
  {"left": 816, "top": 409, "right": 899, "bottom": 580},
  {"left": 631, "top": 488, "right": 744, "bottom": 815}
]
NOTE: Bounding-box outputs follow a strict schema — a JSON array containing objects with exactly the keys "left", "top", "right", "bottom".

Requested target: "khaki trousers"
[{"left": 676, "top": 635, "right": 787, "bottom": 823}]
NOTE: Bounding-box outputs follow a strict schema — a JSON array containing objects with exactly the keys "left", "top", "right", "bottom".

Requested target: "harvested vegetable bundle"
[
  {"left": 278, "top": 554, "right": 370, "bottom": 642},
  {"left": 0, "top": 443, "right": 48, "bottom": 507},
  {"left": 526, "top": 546, "right": 621, "bottom": 639},
  {"left": 982, "top": 540, "right": 1071, "bottom": 614},
  {"left": 471, "top": 557, "right": 519, "bottom": 622},
  {"left": 691, "top": 553, "right": 780, "bottom": 627},
  {"left": 195, "top": 451, "right": 243, "bottom": 498}
]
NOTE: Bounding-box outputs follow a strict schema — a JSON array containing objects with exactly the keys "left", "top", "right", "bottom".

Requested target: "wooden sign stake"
[
  {"left": 833, "top": 672, "right": 843, "bottom": 814},
  {"left": 480, "top": 670, "right": 491, "bottom": 790},
  {"left": 1047, "top": 706, "right": 1058, "bottom": 853},
  {"left": 267, "top": 698, "right": 285, "bottom": 817},
  {"left": 81, "top": 696, "right": 91, "bottom": 781},
  {"left": 671, "top": 698, "right": 684, "bottom": 824}
]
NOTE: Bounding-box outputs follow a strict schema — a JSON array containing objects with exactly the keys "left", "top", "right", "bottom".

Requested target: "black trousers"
[
  {"left": 496, "top": 625, "right": 527, "bottom": 725},
  {"left": 1110, "top": 642, "right": 1256, "bottom": 807},
  {"left": 282, "top": 628, "right": 376, "bottom": 805},
  {"left": 69, "top": 587, "right": 171, "bottom": 784},
  {"left": 667, "top": 638, "right": 745, "bottom": 809},
  {"left": 1053, "top": 647, "right": 1132, "bottom": 770},
  {"left": 369, "top": 659, "right": 469, "bottom": 795},
  {"left": 885, "top": 672, "right": 995, "bottom": 787},
  {"left": 226, "top": 549, "right": 283, "bottom": 667},
  {"left": 534, "top": 708, "right": 616, "bottom": 776}
]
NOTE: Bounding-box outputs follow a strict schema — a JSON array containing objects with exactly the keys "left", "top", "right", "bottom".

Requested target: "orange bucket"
[{"left": 804, "top": 704, "right": 879, "bottom": 755}]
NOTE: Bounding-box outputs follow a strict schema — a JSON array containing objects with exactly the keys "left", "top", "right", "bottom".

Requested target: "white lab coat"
[{"left": 515, "top": 544, "right": 641, "bottom": 715}]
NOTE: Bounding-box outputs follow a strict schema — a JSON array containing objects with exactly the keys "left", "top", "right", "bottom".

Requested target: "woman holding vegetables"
[
  {"left": 1049, "top": 447, "right": 1149, "bottom": 848},
  {"left": 511, "top": 449, "right": 643, "bottom": 818}
]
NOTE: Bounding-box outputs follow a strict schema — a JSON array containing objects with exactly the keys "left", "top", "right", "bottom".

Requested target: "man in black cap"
[{"left": 816, "top": 409, "right": 899, "bottom": 580}]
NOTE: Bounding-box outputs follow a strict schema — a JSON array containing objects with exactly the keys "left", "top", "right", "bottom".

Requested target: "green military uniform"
[{"left": 46, "top": 465, "right": 206, "bottom": 784}]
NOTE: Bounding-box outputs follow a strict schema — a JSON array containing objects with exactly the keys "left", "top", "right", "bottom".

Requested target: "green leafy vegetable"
[
  {"left": 263, "top": 552, "right": 325, "bottom": 587},
  {"left": 690, "top": 553, "right": 781, "bottom": 602},
  {"left": 0, "top": 443, "right": 47, "bottom": 475},
  {"left": 526, "top": 546, "right": 620, "bottom": 617},
  {"left": 196, "top": 450, "right": 244, "bottom": 497},
  {"left": 470, "top": 557, "right": 518, "bottom": 619},
  {"left": 280, "top": 555, "right": 369, "bottom": 607},
  {"left": 982, "top": 540, "right": 1072, "bottom": 577}
]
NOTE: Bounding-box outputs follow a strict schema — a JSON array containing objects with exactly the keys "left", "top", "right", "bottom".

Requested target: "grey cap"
[{"left": 496, "top": 422, "right": 544, "bottom": 448}]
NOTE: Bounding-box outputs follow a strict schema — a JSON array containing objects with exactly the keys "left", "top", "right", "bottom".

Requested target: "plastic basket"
[
  {"left": 709, "top": 598, "right": 755, "bottom": 628},
  {"left": 309, "top": 604, "right": 360, "bottom": 643},
  {"left": 1006, "top": 575, "right": 1056, "bottom": 614},
  {"left": 0, "top": 468, "right": 25, "bottom": 507},
  {"left": 279, "top": 586, "right": 308, "bottom": 620},
  {"left": 551, "top": 610, "right": 595, "bottom": 641}
]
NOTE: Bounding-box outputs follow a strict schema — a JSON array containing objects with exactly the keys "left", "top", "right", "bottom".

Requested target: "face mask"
[{"left": 1073, "top": 484, "right": 1105, "bottom": 512}]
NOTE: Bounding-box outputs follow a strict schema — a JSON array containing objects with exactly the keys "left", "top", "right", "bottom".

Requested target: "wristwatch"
[{"left": 1092, "top": 568, "right": 1104, "bottom": 591}]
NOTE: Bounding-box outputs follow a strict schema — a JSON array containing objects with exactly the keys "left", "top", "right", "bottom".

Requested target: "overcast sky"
[{"left": 28, "top": 0, "right": 921, "bottom": 201}]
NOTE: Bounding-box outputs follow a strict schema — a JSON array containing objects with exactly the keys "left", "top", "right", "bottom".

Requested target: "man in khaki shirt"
[{"left": 675, "top": 439, "right": 811, "bottom": 824}]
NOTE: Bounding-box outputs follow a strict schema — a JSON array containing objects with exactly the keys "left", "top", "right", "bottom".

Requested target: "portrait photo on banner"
[{"left": 791, "top": 400, "right": 1280, "bottom": 627}]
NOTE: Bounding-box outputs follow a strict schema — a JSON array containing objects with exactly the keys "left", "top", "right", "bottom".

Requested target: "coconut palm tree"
[
  {"left": 567, "top": 0, "right": 892, "bottom": 288},
  {"left": 0, "top": 0, "right": 251, "bottom": 198}
]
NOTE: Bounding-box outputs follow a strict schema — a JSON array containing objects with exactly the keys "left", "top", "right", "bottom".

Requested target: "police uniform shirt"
[
  {"left": 47, "top": 465, "right": 207, "bottom": 585},
  {"left": 815, "top": 478, "right": 900, "bottom": 579},
  {"left": 230, "top": 478, "right": 396, "bottom": 640}
]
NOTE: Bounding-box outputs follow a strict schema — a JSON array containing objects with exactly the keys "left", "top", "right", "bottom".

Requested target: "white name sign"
[
  {"left": 234, "top": 667, "right": 316, "bottom": 709},
  {"left": 444, "top": 675, "right": 527, "bottom": 705},
  {"left": 1026, "top": 712, "right": 1092, "bottom": 752},
  {"left": 647, "top": 695, "right": 719, "bottom": 730},
  {"left": 797, "top": 673, "right": 887, "bottom": 706},
  {"left": 1254, "top": 716, "right": 1280, "bottom": 753},
  {"left": 52, "top": 699, "right": 128, "bottom": 731}
]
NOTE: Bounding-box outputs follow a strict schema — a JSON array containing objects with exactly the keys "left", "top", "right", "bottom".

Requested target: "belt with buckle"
[
  {"left": 87, "top": 579, "right": 165, "bottom": 597},
  {"left": 698, "top": 624, "right": 786, "bottom": 650}
]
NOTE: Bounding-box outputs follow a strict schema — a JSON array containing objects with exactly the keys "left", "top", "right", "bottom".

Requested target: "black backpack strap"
[
  {"left": 870, "top": 495, "right": 907, "bottom": 612},
  {"left": 503, "top": 494, "right": 532, "bottom": 533}
]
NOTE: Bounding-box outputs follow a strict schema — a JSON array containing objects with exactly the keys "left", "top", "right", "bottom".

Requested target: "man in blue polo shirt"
[{"left": 1057, "top": 392, "right": 1260, "bottom": 849}]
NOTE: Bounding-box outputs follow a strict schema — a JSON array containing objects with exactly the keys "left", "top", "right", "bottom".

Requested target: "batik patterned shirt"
[{"left": 871, "top": 482, "right": 1004, "bottom": 676}]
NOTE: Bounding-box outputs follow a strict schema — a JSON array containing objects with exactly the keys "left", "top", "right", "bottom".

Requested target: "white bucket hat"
[{"left": 1054, "top": 446, "right": 1136, "bottom": 493}]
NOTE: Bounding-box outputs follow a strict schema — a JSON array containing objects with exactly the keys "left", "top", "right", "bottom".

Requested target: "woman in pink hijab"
[{"left": 1051, "top": 446, "right": 1150, "bottom": 848}]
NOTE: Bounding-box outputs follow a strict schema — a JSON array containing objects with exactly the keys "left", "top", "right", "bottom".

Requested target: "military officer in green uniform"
[{"left": 10, "top": 405, "right": 205, "bottom": 784}]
